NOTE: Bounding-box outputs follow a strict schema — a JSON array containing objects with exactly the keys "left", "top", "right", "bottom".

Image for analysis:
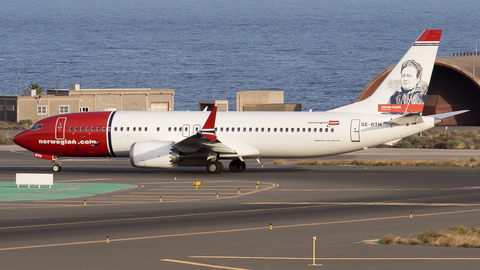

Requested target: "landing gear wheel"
[
  {"left": 52, "top": 164, "right": 62, "bottom": 172},
  {"left": 207, "top": 161, "right": 223, "bottom": 174},
  {"left": 229, "top": 160, "right": 246, "bottom": 172}
]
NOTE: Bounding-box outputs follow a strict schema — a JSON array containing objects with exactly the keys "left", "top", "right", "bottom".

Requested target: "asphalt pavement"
[{"left": 0, "top": 145, "right": 480, "bottom": 270}]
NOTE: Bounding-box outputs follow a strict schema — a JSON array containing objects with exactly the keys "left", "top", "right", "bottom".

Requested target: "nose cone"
[{"left": 13, "top": 130, "right": 28, "bottom": 148}]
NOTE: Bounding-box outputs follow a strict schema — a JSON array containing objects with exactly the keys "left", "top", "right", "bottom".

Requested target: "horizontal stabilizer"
[
  {"left": 429, "top": 110, "right": 469, "bottom": 119},
  {"left": 428, "top": 110, "right": 469, "bottom": 126},
  {"left": 384, "top": 113, "right": 424, "bottom": 126}
]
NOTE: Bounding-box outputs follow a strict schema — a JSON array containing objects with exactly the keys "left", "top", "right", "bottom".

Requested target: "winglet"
[{"left": 200, "top": 106, "right": 217, "bottom": 142}]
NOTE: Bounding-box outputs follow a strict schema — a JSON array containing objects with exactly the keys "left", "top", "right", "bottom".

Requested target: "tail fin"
[{"left": 330, "top": 29, "right": 442, "bottom": 114}]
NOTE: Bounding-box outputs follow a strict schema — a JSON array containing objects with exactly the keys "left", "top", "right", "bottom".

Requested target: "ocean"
[{"left": 1, "top": 0, "right": 479, "bottom": 111}]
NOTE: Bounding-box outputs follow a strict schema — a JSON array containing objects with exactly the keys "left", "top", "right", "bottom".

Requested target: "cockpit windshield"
[{"left": 30, "top": 124, "right": 43, "bottom": 131}]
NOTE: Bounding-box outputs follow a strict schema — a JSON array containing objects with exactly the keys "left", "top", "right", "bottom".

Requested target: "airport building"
[
  {"left": 357, "top": 54, "right": 480, "bottom": 125},
  {"left": 0, "top": 84, "right": 174, "bottom": 122},
  {"left": 236, "top": 91, "right": 301, "bottom": 111}
]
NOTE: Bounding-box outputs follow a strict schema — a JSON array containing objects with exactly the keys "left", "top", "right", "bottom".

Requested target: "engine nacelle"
[{"left": 129, "top": 141, "right": 180, "bottom": 169}]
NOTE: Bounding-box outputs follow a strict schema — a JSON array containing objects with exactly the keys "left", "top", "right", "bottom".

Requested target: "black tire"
[
  {"left": 229, "top": 160, "right": 245, "bottom": 172},
  {"left": 240, "top": 161, "right": 246, "bottom": 172},
  {"left": 215, "top": 161, "right": 224, "bottom": 173},
  {"left": 52, "top": 164, "right": 61, "bottom": 172},
  {"left": 207, "top": 161, "right": 223, "bottom": 174}
]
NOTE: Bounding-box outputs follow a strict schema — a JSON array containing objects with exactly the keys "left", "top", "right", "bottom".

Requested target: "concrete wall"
[
  {"left": 243, "top": 103, "right": 302, "bottom": 111},
  {"left": 236, "top": 91, "right": 284, "bottom": 111}
]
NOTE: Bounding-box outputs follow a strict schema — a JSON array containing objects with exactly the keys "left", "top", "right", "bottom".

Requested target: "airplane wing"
[{"left": 172, "top": 107, "right": 237, "bottom": 154}]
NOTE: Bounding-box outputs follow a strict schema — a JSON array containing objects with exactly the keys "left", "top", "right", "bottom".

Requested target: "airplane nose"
[{"left": 13, "top": 130, "right": 27, "bottom": 147}]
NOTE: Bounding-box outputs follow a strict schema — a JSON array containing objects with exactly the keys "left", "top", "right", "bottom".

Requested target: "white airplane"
[{"left": 14, "top": 29, "right": 467, "bottom": 173}]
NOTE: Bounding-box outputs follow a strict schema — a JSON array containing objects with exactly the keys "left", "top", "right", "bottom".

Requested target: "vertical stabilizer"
[{"left": 330, "top": 29, "right": 442, "bottom": 114}]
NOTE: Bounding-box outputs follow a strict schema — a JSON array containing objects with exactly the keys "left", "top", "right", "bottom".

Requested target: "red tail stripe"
[{"left": 417, "top": 29, "right": 442, "bottom": 42}]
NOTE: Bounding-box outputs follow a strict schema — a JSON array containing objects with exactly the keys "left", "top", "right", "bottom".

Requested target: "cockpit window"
[{"left": 30, "top": 124, "right": 43, "bottom": 131}]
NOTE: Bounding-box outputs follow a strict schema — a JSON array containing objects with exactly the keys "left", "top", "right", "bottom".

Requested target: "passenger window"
[
  {"left": 243, "top": 127, "right": 246, "bottom": 132},
  {"left": 302, "top": 128, "right": 305, "bottom": 132},
  {"left": 75, "top": 127, "right": 78, "bottom": 131},
  {"left": 157, "top": 127, "right": 160, "bottom": 131},
  {"left": 179, "top": 127, "right": 182, "bottom": 132},
  {"left": 114, "top": 127, "right": 117, "bottom": 131},
  {"left": 91, "top": 126, "right": 94, "bottom": 131},
  {"left": 249, "top": 128, "right": 252, "bottom": 132},
  {"left": 220, "top": 127, "right": 224, "bottom": 132},
  {"left": 319, "top": 128, "right": 322, "bottom": 132},
  {"left": 145, "top": 127, "right": 148, "bottom": 132},
  {"left": 297, "top": 128, "right": 300, "bottom": 132},
  {"left": 97, "top": 127, "right": 100, "bottom": 131},
  {"left": 255, "top": 128, "right": 258, "bottom": 132},
  {"left": 133, "top": 127, "right": 136, "bottom": 131},
  {"left": 314, "top": 128, "right": 317, "bottom": 132},
  {"left": 237, "top": 128, "right": 240, "bottom": 132},
  {"left": 325, "top": 128, "right": 328, "bottom": 132},
  {"left": 215, "top": 127, "right": 217, "bottom": 132},
  {"left": 280, "top": 128, "right": 283, "bottom": 132},
  {"left": 80, "top": 127, "right": 84, "bottom": 131},
  {"left": 331, "top": 128, "right": 334, "bottom": 132},
  {"left": 226, "top": 127, "right": 229, "bottom": 132},
  {"left": 69, "top": 127, "right": 73, "bottom": 131},
  {"left": 127, "top": 127, "right": 130, "bottom": 131},
  {"left": 291, "top": 128, "right": 294, "bottom": 132},
  {"left": 267, "top": 128, "right": 271, "bottom": 132},
  {"left": 261, "top": 128, "right": 264, "bottom": 132},
  {"left": 168, "top": 127, "right": 171, "bottom": 132},
  {"left": 139, "top": 127, "right": 142, "bottom": 131},
  {"left": 184, "top": 127, "right": 186, "bottom": 131},
  {"left": 86, "top": 127, "right": 89, "bottom": 131},
  {"left": 174, "top": 127, "right": 177, "bottom": 132},
  {"left": 102, "top": 127, "right": 105, "bottom": 131},
  {"left": 308, "top": 128, "right": 311, "bottom": 132},
  {"left": 274, "top": 128, "right": 277, "bottom": 132},
  {"left": 120, "top": 127, "right": 123, "bottom": 131}
]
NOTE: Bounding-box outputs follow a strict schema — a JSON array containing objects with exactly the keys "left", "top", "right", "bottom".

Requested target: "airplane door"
[
  {"left": 55, "top": 117, "right": 67, "bottom": 140},
  {"left": 350, "top": 119, "right": 360, "bottom": 142},
  {"left": 182, "top": 124, "right": 190, "bottom": 137}
]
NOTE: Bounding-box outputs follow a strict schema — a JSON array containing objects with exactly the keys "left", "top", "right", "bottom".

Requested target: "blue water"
[{"left": 1, "top": 0, "right": 479, "bottom": 111}]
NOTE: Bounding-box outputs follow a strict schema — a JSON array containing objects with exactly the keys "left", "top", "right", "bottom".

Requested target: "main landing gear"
[
  {"left": 229, "top": 159, "right": 246, "bottom": 172},
  {"left": 206, "top": 159, "right": 246, "bottom": 173},
  {"left": 206, "top": 160, "right": 224, "bottom": 174}
]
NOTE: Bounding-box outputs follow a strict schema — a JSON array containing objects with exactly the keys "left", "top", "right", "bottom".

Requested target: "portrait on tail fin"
[{"left": 389, "top": 59, "right": 428, "bottom": 106}]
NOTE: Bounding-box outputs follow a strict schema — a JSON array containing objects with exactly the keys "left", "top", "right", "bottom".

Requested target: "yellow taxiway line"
[
  {"left": 161, "top": 259, "right": 251, "bottom": 270},
  {"left": 190, "top": 255, "right": 480, "bottom": 261}
]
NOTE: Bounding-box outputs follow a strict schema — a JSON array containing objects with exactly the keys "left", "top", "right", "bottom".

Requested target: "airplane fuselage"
[{"left": 15, "top": 110, "right": 435, "bottom": 159}]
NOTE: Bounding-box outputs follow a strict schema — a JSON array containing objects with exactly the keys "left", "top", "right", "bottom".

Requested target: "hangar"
[{"left": 357, "top": 54, "right": 480, "bottom": 125}]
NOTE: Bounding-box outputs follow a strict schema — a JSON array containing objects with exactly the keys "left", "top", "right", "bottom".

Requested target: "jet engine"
[{"left": 129, "top": 141, "right": 181, "bottom": 169}]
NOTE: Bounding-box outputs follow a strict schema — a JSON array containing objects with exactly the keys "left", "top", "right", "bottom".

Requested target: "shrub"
[
  {"left": 0, "top": 133, "right": 13, "bottom": 144},
  {"left": 448, "top": 225, "right": 469, "bottom": 235},
  {"left": 273, "top": 159, "right": 289, "bottom": 165}
]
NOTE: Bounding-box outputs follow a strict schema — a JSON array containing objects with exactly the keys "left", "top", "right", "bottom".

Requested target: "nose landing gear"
[{"left": 52, "top": 162, "right": 62, "bottom": 172}]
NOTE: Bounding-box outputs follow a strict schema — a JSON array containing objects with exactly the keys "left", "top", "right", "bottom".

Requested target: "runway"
[{"left": 1, "top": 146, "right": 480, "bottom": 269}]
